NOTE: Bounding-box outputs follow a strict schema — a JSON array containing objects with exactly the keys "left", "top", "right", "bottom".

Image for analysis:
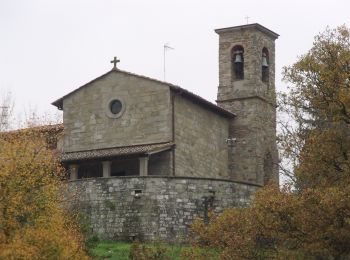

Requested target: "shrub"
[{"left": 0, "top": 128, "right": 89, "bottom": 259}]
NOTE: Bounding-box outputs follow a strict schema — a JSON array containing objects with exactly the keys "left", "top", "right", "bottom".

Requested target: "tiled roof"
[{"left": 61, "top": 142, "right": 174, "bottom": 162}]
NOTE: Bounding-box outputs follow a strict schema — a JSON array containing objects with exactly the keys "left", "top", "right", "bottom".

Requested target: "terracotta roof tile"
[{"left": 61, "top": 142, "right": 174, "bottom": 162}]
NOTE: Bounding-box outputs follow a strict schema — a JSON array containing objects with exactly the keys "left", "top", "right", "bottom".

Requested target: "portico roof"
[{"left": 61, "top": 142, "right": 174, "bottom": 162}]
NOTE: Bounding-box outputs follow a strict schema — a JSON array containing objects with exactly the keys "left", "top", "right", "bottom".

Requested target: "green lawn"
[
  {"left": 90, "top": 241, "right": 186, "bottom": 260},
  {"left": 90, "top": 241, "right": 130, "bottom": 260}
]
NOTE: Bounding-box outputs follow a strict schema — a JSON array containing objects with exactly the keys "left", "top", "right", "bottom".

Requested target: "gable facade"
[{"left": 62, "top": 71, "right": 172, "bottom": 152}]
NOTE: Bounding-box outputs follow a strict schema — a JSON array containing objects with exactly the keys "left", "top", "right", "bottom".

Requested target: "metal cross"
[
  {"left": 245, "top": 16, "right": 250, "bottom": 24},
  {"left": 111, "top": 56, "right": 120, "bottom": 69}
]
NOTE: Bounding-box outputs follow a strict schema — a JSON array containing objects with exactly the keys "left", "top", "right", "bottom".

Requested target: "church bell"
[
  {"left": 234, "top": 51, "right": 243, "bottom": 63},
  {"left": 262, "top": 53, "right": 269, "bottom": 67}
]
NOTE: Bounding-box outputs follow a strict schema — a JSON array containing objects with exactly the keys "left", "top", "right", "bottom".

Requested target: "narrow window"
[
  {"left": 232, "top": 45, "right": 244, "bottom": 80},
  {"left": 263, "top": 152, "right": 273, "bottom": 185},
  {"left": 134, "top": 189, "right": 142, "bottom": 199},
  {"left": 262, "top": 48, "right": 269, "bottom": 83}
]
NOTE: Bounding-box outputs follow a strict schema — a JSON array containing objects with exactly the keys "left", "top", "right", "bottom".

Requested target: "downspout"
[{"left": 171, "top": 91, "right": 176, "bottom": 176}]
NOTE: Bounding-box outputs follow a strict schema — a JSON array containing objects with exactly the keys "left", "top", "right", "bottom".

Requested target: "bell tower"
[{"left": 215, "top": 24, "right": 279, "bottom": 185}]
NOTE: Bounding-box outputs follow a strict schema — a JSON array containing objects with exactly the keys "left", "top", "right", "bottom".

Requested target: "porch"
[{"left": 62, "top": 142, "right": 174, "bottom": 180}]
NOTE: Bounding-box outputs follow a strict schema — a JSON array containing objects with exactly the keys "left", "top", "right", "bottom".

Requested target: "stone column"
[
  {"left": 69, "top": 164, "right": 79, "bottom": 181},
  {"left": 102, "top": 161, "right": 112, "bottom": 178},
  {"left": 139, "top": 156, "right": 149, "bottom": 176}
]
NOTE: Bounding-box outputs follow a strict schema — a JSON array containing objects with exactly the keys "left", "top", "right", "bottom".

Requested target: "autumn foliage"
[
  {"left": 0, "top": 127, "right": 89, "bottom": 259},
  {"left": 188, "top": 184, "right": 350, "bottom": 259},
  {"left": 186, "top": 26, "right": 350, "bottom": 259}
]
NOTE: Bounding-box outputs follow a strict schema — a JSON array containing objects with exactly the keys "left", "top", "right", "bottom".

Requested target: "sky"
[{"left": 1, "top": 0, "right": 350, "bottom": 120}]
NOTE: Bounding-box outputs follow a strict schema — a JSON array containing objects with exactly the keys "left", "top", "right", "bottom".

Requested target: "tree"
[
  {"left": 0, "top": 127, "right": 89, "bottom": 259},
  {"left": 0, "top": 91, "right": 62, "bottom": 132},
  {"left": 186, "top": 25, "right": 350, "bottom": 259},
  {"left": 280, "top": 25, "right": 350, "bottom": 189},
  {"left": 0, "top": 91, "right": 14, "bottom": 132},
  {"left": 188, "top": 184, "right": 350, "bottom": 259}
]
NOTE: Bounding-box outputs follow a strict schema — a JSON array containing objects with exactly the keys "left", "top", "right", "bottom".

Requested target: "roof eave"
[
  {"left": 170, "top": 86, "right": 235, "bottom": 118},
  {"left": 61, "top": 142, "right": 175, "bottom": 162},
  {"left": 215, "top": 23, "right": 279, "bottom": 39},
  {"left": 52, "top": 99, "right": 63, "bottom": 110},
  {"left": 51, "top": 69, "right": 118, "bottom": 110},
  {"left": 51, "top": 68, "right": 235, "bottom": 118}
]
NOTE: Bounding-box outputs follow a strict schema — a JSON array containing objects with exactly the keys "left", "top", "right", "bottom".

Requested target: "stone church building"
[{"left": 52, "top": 23, "right": 279, "bottom": 241}]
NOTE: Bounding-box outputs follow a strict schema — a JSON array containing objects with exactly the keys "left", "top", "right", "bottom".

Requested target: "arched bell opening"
[
  {"left": 262, "top": 47, "right": 269, "bottom": 83},
  {"left": 231, "top": 45, "right": 244, "bottom": 81}
]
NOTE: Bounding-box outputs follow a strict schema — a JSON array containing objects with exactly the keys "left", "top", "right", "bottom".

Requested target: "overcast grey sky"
[{"left": 1, "top": 0, "right": 350, "bottom": 119}]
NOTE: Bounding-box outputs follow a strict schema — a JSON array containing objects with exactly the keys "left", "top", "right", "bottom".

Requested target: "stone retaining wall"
[{"left": 68, "top": 176, "right": 259, "bottom": 242}]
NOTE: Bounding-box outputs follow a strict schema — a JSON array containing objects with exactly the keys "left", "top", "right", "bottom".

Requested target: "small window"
[
  {"left": 262, "top": 48, "right": 269, "bottom": 83},
  {"left": 134, "top": 189, "right": 142, "bottom": 195},
  {"left": 110, "top": 99, "right": 122, "bottom": 114},
  {"left": 232, "top": 45, "right": 244, "bottom": 81},
  {"left": 263, "top": 152, "right": 273, "bottom": 184},
  {"left": 133, "top": 189, "right": 142, "bottom": 199}
]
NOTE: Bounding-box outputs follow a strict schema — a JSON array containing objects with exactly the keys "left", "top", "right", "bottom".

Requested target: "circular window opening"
[{"left": 109, "top": 100, "right": 122, "bottom": 115}]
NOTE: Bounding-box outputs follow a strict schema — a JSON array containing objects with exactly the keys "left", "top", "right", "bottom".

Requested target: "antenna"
[
  {"left": 245, "top": 16, "right": 250, "bottom": 24},
  {"left": 163, "top": 43, "right": 174, "bottom": 81}
]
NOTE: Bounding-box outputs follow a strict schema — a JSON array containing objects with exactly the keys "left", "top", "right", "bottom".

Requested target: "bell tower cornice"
[{"left": 215, "top": 23, "right": 279, "bottom": 40}]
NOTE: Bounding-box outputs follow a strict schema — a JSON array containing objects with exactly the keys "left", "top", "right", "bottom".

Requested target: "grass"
[
  {"left": 90, "top": 241, "right": 130, "bottom": 260},
  {"left": 90, "top": 241, "right": 186, "bottom": 260}
]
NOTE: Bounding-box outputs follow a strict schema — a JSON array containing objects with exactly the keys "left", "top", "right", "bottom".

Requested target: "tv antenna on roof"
[{"left": 163, "top": 43, "right": 174, "bottom": 81}]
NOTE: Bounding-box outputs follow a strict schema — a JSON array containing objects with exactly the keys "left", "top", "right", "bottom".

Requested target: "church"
[{"left": 52, "top": 23, "right": 279, "bottom": 241}]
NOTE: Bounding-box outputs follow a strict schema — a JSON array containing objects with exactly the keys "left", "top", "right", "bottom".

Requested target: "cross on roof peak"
[{"left": 111, "top": 56, "right": 120, "bottom": 69}]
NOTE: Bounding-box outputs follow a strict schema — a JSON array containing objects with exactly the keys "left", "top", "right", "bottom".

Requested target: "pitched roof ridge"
[{"left": 52, "top": 69, "right": 235, "bottom": 118}]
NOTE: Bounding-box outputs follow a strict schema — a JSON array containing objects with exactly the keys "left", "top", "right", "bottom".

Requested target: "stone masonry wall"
[
  {"left": 174, "top": 96, "right": 230, "bottom": 179},
  {"left": 217, "top": 28, "right": 276, "bottom": 101},
  {"left": 63, "top": 71, "right": 172, "bottom": 152},
  {"left": 68, "top": 177, "right": 259, "bottom": 242},
  {"left": 148, "top": 151, "right": 172, "bottom": 176},
  {"left": 222, "top": 98, "right": 278, "bottom": 184},
  {"left": 216, "top": 25, "right": 279, "bottom": 185}
]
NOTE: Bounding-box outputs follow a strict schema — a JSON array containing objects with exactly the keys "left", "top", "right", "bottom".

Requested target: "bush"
[{"left": 0, "top": 129, "right": 89, "bottom": 259}]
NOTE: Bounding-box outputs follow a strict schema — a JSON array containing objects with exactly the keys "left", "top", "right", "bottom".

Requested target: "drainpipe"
[{"left": 171, "top": 91, "right": 176, "bottom": 176}]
